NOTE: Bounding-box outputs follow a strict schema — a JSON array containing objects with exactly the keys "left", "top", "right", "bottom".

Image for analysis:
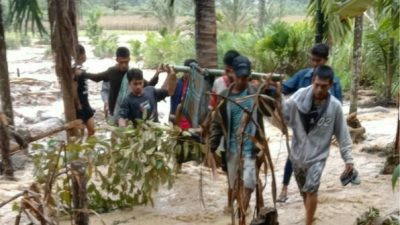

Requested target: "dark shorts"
[
  {"left": 293, "top": 161, "right": 326, "bottom": 195},
  {"left": 76, "top": 107, "right": 95, "bottom": 123}
]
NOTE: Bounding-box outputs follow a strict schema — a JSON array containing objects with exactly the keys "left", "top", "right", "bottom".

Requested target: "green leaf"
[
  {"left": 11, "top": 202, "right": 20, "bottom": 211},
  {"left": 59, "top": 191, "right": 71, "bottom": 204}
]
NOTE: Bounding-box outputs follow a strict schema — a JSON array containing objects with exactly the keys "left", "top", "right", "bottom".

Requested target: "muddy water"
[{"left": 1, "top": 46, "right": 399, "bottom": 225}]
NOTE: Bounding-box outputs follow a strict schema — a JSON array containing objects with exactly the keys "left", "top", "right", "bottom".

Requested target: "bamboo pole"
[{"left": 172, "top": 65, "right": 284, "bottom": 81}]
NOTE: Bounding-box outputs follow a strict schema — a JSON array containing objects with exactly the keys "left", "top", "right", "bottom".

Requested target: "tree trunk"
[
  {"left": 396, "top": 94, "right": 399, "bottom": 155},
  {"left": 195, "top": 0, "right": 218, "bottom": 68},
  {"left": 71, "top": 160, "right": 89, "bottom": 225},
  {"left": 384, "top": 38, "right": 395, "bottom": 104},
  {"left": 349, "top": 15, "right": 363, "bottom": 114},
  {"left": 0, "top": 4, "right": 14, "bottom": 126},
  {"left": 315, "top": 0, "right": 324, "bottom": 43},
  {"left": 257, "top": 0, "right": 266, "bottom": 35},
  {"left": 48, "top": 0, "right": 80, "bottom": 140},
  {"left": 0, "top": 113, "right": 14, "bottom": 179}
]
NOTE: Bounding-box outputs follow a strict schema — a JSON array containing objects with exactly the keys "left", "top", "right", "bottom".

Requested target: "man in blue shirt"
[{"left": 278, "top": 43, "right": 343, "bottom": 202}]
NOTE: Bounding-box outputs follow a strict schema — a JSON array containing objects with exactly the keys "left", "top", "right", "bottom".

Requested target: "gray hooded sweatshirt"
[{"left": 283, "top": 85, "right": 353, "bottom": 168}]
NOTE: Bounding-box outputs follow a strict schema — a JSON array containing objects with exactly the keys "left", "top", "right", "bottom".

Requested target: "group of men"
[{"left": 72, "top": 43, "right": 356, "bottom": 225}]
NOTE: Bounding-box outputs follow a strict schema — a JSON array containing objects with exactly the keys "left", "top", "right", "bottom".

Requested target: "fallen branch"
[
  {"left": 10, "top": 119, "right": 83, "bottom": 154},
  {"left": 0, "top": 191, "right": 25, "bottom": 209}
]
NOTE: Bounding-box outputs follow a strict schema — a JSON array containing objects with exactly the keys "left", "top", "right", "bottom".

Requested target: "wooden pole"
[
  {"left": 70, "top": 160, "right": 88, "bottom": 225},
  {"left": 172, "top": 65, "right": 283, "bottom": 81}
]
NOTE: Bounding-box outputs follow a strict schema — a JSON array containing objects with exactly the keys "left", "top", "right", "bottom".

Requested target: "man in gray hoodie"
[{"left": 282, "top": 65, "right": 354, "bottom": 225}]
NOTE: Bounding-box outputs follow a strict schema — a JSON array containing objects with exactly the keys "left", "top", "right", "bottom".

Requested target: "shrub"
[
  {"left": 35, "top": 33, "right": 51, "bottom": 45},
  {"left": 85, "top": 9, "right": 103, "bottom": 45},
  {"left": 6, "top": 32, "right": 21, "bottom": 49},
  {"left": 330, "top": 36, "right": 352, "bottom": 91},
  {"left": 19, "top": 34, "right": 31, "bottom": 46},
  {"left": 92, "top": 34, "right": 118, "bottom": 58},
  {"left": 142, "top": 30, "right": 195, "bottom": 68},
  {"left": 31, "top": 122, "right": 203, "bottom": 212},
  {"left": 217, "top": 21, "right": 314, "bottom": 74},
  {"left": 129, "top": 39, "right": 142, "bottom": 61}
]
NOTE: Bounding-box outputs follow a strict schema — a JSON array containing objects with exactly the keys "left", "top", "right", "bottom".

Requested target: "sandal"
[{"left": 277, "top": 195, "right": 288, "bottom": 203}]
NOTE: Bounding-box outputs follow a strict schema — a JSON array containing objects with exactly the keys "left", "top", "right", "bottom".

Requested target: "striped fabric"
[{"left": 181, "top": 66, "right": 213, "bottom": 128}]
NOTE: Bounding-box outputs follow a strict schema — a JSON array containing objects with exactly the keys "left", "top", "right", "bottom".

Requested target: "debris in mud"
[
  {"left": 382, "top": 153, "right": 399, "bottom": 175},
  {"left": 250, "top": 207, "right": 279, "bottom": 225},
  {"left": 347, "top": 112, "right": 366, "bottom": 143},
  {"left": 355, "top": 207, "right": 400, "bottom": 225},
  {"left": 361, "top": 144, "right": 392, "bottom": 156},
  {"left": 10, "top": 78, "right": 60, "bottom": 107}
]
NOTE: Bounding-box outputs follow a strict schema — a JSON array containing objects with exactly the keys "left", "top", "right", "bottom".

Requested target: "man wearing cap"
[
  {"left": 208, "top": 56, "right": 267, "bottom": 215},
  {"left": 279, "top": 65, "right": 355, "bottom": 225}
]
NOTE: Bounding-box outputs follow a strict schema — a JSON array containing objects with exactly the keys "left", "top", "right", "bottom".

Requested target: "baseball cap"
[{"left": 232, "top": 56, "right": 252, "bottom": 77}]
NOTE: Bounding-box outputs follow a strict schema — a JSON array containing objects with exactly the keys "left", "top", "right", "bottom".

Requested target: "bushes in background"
[{"left": 86, "top": 9, "right": 118, "bottom": 58}]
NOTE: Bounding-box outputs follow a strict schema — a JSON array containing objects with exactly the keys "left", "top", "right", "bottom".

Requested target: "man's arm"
[
  {"left": 144, "top": 64, "right": 165, "bottom": 87},
  {"left": 118, "top": 98, "right": 130, "bottom": 127},
  {"left": 147, "top": 72, "right": 160, "bottom": 86},
  {"left": 209, "top": 113, "right": 224, "bottom": 152},
  {"left": 282, "top": 69, "right": 307, "bottom": 95},
  {"left": 334, "top": 105, "right": 354, "bottom": 164},
  {"left": 162, "top": 65, "right": 177, "bottom": 96},
  {"left": 78, "top": 68, "right": 110, "bottom": 82}
]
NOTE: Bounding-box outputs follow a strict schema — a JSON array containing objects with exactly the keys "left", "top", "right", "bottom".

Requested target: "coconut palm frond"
[{"left": 7, "top": 0, "right": 46, "bottom": 35}]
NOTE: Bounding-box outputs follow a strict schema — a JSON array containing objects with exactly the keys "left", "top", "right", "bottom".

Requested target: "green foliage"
[
  {"left": 217, "top": 0, "right": 254, "bottom": 33},
  {"left": 142, "top": 31, "right": 195, "bottom": 68},
  {"left": 129, "top": 39, "right": 142, "bottom": 61},
  {"left": 93, "top": 34, "right": 118, "bottom": 58},
  {"left": 32, "top": 122, "right": 204, "bottom": 213},
  {"left": 19, "top": 33, "right": 31, "bottom": 46},
  {"left": 392, "top": 165, "right": 400, "bottom": 190},
  {"left": 330, "top": 37, "right": 352, "bottom": 91},
  {"left": 7, "top": 0, "right": 46, "bottom": 35},
  {"left": 361, "top": 0, "right": 399, "bottom": 99},
  {"left": 307, "top": 0, "right": 352, "bottom": 45},
  {"left": 356, "top": 207, "right": 381, "bottom": 225},
  {"left": 85, "top": 9, "right": 119, "bottom": 58},
  {"left": 35, "top": 33, "right": 51, "bottom": 45},
  {"left": 5, "top": 32, "right": 21, "bottom": 49},
  {"left": 5, "top": 32, "right": 32, "bottom": 49},
  {"left": 85, "top": 10, "right": 104, "bottom": 45},
  {"left": 148, "top": 0, "right": 176, "bottom": 32},
  {"left": 253, "top": 21, "right": 314, "bottom": 74}
]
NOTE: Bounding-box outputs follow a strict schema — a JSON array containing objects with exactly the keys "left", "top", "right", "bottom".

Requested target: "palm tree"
[
  {"left": 149, "top": 0, "right": 176, "bottom": 32},
  {"left": 195, "top": 0, "right": 217, "bottom": 68},
  {"left": 218, "top": 0, "right": 253, "bottom": 33},
  {"left": 349, "top": 15, "right": 363, "bottom": 114},
  {"left": 0, "top": 3, "right": 14, "bottom": 127},
  {"left": 48, "top": 0, "right": 80, "bottom": 139},
  {"left": 257, "top": 0, "right": 266, "bottom": 34},
  {"left": 375, "top": 0, "right": 399, "bottom": 104},
  {"left": 307, "top": 0, "right": 352, "bottom": 45},
  {"left": 1, "top": 0, "right": 47, "bottom": 180},
  {"left": 0, "top": 1, "right": 14, "bottom": 179}
]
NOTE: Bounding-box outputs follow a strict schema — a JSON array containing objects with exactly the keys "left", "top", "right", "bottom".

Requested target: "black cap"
[{"left": 232, "top": 56, "right": 251, "bottom": 77}]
